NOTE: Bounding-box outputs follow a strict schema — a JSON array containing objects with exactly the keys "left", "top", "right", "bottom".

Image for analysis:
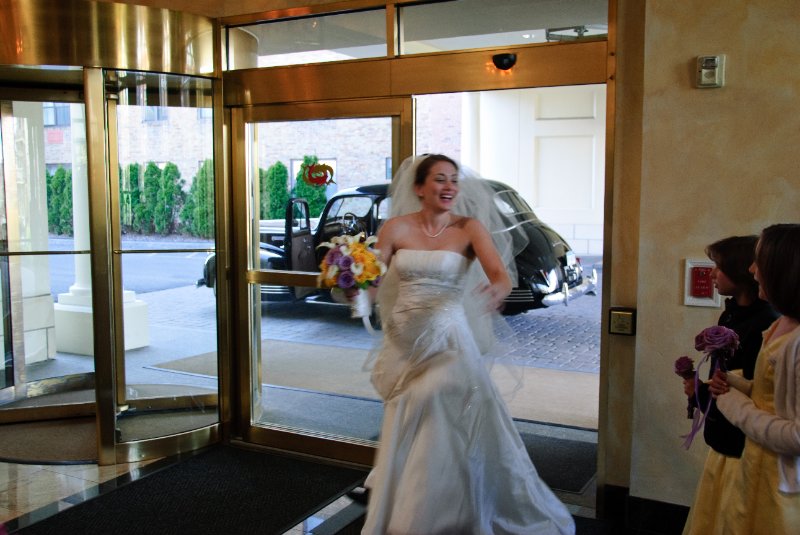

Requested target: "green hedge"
[{"left": 47, "top": 155, "right": 329, "bottom": 239}]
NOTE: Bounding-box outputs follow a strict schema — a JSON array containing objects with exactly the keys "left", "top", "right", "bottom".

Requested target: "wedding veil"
[{"left": 376, "top": 154, "right": 528, "bottom": 368}]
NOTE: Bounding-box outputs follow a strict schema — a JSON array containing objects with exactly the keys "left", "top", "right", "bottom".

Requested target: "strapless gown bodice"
[
  {"left": 382, "top": 250, "right": 472, "bottom": 359},
  {"left": 362, "top": 249, "right": 575, "bottom": 535}
]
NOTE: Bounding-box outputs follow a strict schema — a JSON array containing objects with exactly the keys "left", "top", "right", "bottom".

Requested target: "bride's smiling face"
[{"left": 415, "top": 161, "right": 459, "bottom": 211}]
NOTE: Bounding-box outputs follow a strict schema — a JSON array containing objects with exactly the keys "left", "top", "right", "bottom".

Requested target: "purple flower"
[
  {"left": 694, "top": 326, "right": 739, "bottom": 355},
  {"left": 325, "top": 248, "right": 342, "bottom": 265},
  {"left": 338, "top": 255, "right": 354, "bottom": 270},
  {"left": 337, "top": 270, "right": 355, "bottom": 289},
  {"left": 674, "top": 356, "right": 695, "bottom": 379}
]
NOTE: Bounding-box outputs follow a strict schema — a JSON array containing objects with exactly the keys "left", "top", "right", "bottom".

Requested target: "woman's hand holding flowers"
[
  {"left": 683, "top": 378, "right": 695, "bottom": 397},
  {"left": 708, "top": 369, "right": 730, "bottom": 398},
  {"left": 676, "top": 325, "right": 738, "bottom": 447}
]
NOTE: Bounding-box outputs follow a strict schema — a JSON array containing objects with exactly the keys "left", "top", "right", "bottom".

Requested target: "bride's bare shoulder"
[
  {"left": 386, "top": 213, "right": 417, "bottom": 228},
  {"left": 380, "top": 214, "right": 415, "bottom": 236},
  {"left": 452, "top": 215, "right": 477, "bottom": 228}
]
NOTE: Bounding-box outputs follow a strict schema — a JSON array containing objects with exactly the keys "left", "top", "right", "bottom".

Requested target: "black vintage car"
[{"left": 197, "top": 181, "right": 596, "bottom": 315}]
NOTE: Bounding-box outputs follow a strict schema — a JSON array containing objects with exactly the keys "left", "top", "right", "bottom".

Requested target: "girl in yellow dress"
[
  {"left": 681, "top": 236, "right": 778, "bottom": 535},
  {"left": 711, "top": 223, "right": 800, "bottom": 534}
]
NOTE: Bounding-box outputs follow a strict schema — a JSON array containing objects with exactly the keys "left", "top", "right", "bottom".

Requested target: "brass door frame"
[
  {"left": 223, "top": 40, "right": 606, "bottom": 107},
  {"left": 230, "top": 98, "right": 412, "bottom": 465},
  {"left": 224, "top": 36, "right": 611, "bottom": 472}
]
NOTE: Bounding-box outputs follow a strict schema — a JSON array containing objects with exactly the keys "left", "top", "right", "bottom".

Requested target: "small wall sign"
[
  {"left": 684, "top": 259, "right": 721, "bottom": 307},
  {"left": 609, "top": 307, "right": 637, "bottom": 336}
]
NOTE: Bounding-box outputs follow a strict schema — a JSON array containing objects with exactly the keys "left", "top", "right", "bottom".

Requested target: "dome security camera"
[{"left": 492, "top": 53, "right": 517, "bottom": 70}]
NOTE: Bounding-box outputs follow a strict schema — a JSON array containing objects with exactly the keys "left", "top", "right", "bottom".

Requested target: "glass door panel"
[
  {"left": 240, "top": 100, "right": 411, "bottom": 455},
  {"left": 106, "top": 71, "right": 219, "bottom": 442},
  {"left": 0, "top": 98, "right": 95, "bottom": 408}
]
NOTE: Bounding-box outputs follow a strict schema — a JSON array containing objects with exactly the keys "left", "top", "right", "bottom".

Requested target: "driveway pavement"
[
  {"left": 262, "top": 257, "right": 602, "bottom": 374},
  {"left": 29, "top": 257, "right": 601, "bottom": 385}
]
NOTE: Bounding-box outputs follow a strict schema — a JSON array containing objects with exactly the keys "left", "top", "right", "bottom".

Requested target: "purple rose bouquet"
[
  {"left": 694, "top": 325, "right": 739, "bottom": 371},
  {"left": 674, "top": 356, "right": 696, "bottom": 419},
  {"left": 678, "top": 325, "right": 740, "bottom": 448},
  {"left": 673, "top": 356, "right": 695, "bottom": 380}
]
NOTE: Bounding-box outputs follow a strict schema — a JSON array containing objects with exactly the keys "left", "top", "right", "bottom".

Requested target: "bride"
[{"left": 360, "top": 154, "right": 575, "bottom": 534}]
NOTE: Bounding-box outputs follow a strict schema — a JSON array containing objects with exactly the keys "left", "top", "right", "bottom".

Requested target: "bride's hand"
[
  {"left": 343, "top": 287, "right": 360, "bottom": 300},
  {"left": 476, "top": 283, "right": 506, "bottom": 312},
  {"left": 331, "top": 287, "right": 359, "bottom": 304}
]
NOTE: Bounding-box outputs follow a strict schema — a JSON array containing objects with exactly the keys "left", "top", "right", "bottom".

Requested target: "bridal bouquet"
[
  {"left": 677, "top": 325, "right": 740, "bottom": 448},
  {"left": 317, "top": 233, "right": 386, "bottom": 319}
]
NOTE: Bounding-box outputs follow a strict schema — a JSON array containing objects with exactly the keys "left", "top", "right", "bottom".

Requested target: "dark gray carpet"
[
  {"left": 520, "top": 431, "right": 597, "bottom": 494},
  {"left": 15, "top": 445, "right": 367, "bottom": 535}
]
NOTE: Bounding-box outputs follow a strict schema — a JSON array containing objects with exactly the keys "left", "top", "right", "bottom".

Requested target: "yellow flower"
[{"left": 362, "top": 261, "right": 380, "bottom": 281}]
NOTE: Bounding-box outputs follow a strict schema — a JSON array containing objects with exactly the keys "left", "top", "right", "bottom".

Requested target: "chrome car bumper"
[{"left": 541, "top": 268, "right": 598, "bottom": 307}]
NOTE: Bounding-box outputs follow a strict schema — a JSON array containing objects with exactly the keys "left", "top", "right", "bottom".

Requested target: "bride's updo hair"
[{"left": 414, "top": 154, "right": 459, "bottom": 186}]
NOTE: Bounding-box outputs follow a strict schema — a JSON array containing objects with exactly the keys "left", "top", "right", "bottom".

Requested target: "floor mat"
[{"left": 16, "top": 445, "right": 368, "bottom": 535}]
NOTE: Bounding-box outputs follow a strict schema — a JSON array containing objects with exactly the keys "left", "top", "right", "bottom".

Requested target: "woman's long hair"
[{"left": 755, "top": 224, "right": 800, "bottom": 318}]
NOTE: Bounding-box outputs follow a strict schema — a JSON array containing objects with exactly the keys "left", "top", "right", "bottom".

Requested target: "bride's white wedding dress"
[{"left": 363, "top": 249, "right": 575, "bottom": 535}]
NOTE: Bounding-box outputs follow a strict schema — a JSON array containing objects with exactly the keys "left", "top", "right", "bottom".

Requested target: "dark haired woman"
[
  {"left": 709, "top": 224, "right": 800, "bottom": 533},
  {"left": 682, "top": 235, "right": 778, "bottom": 535},
  {"left": 361, "top": 155, "right": 574, "bottom": 534}
]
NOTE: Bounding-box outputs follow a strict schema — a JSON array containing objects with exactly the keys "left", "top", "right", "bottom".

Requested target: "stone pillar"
[
  {"left": 7, "top": 101, "right": 57, "bottom": 364},
  {"left": 54, "top": 104, "right": 149, "bottom": 356}
]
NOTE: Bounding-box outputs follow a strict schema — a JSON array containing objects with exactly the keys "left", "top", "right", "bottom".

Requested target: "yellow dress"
[
  {"left": 682, "top": 448, "right": 741, "bottom": 535},
  {"left": 717, "top": 324, "right": 800, "bottom": 535}
]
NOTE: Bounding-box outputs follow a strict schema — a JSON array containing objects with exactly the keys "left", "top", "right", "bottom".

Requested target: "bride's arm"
[
  {"left": 467, "top": 218, "right": 512, "bottom": 310},
  {"left": 376, "top": 217, "right": 399, "bottom": 267}
]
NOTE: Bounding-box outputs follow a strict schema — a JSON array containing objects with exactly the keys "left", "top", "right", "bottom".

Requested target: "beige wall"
[{"left": 615, "top": 0, "right": 800, "bottom": 506}]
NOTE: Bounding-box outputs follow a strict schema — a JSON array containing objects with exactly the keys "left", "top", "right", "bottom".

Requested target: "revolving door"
[{"left": 0, "top": 1, "right": 222, "bottom": 465}]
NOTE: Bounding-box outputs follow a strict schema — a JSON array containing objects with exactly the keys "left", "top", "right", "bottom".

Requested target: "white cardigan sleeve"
[{"left": 716, "top": 330, "right": 800, "bottom": 457}]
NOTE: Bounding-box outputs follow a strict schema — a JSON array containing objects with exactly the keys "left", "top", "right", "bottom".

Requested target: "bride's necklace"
[{"left": 419, "top": 213, "right": 450, "bottom": 238}]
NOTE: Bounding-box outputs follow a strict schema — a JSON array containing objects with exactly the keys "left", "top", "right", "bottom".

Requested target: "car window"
[
  {"left": 291, "top": 202, "right": 310, "bottom": 230},
  {"left": 326, "top": 196, "right": 374, "bottom": 220},
  {"left": 376, "top": 197, "right": 391, "bottom": 226}
]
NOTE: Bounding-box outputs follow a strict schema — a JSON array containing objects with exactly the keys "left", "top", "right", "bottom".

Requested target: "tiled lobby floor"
[{"left": 0, "top": 459, "right": 160, "bottom": 530}]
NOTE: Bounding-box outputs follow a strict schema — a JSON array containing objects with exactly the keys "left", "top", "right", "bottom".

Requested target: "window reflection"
[
  {"left": 226, "top": 9, "right": 387, "bottom": 69},
  {"left": 399, "top": 0, "right": 607, "bottom": 54}
]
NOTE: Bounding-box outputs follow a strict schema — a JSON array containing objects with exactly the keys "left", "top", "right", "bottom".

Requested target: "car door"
[{"left": 284, "top": 198, "right": 316, "bottom": 299}]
